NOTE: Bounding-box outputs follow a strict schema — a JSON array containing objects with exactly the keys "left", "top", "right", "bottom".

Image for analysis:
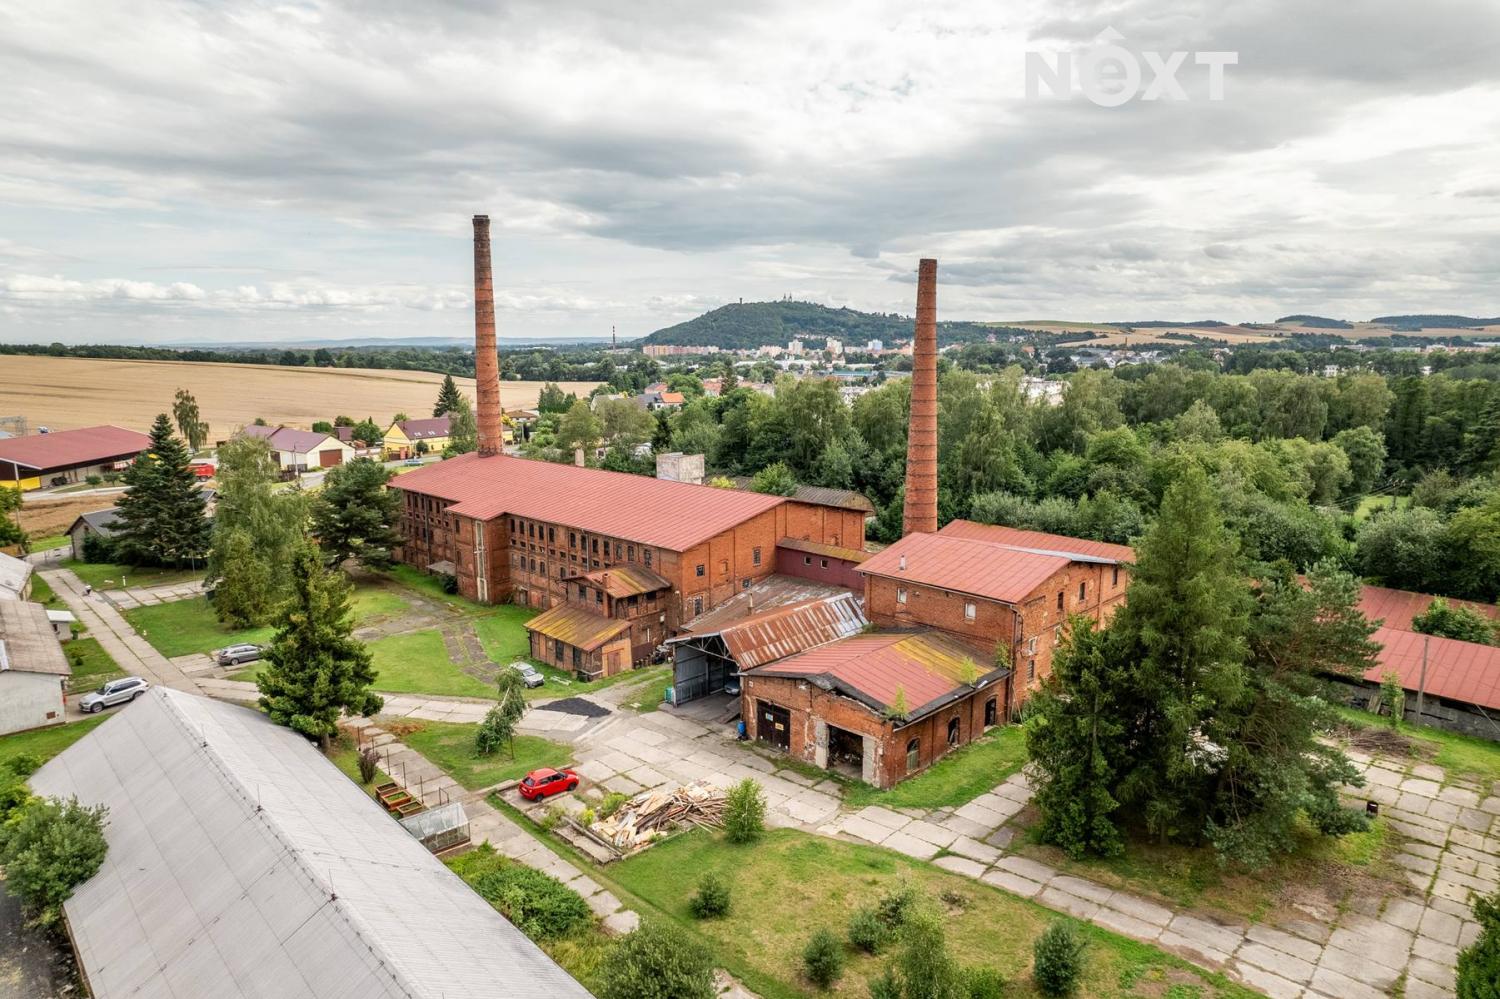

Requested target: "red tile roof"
[
  {"left": 860, "top": 532, "right": 1071, "bottom": 604},
  {"left": 391, "top": 452, "right": 787, "bottom": 551},
  {"left": 715, "top": 593, "right": 867, "bottom": 669},
  {"left": 1358, "top": 585, "right": 1499, "bottom": 633},
  {"left": 0, "top": 426, "right": 150, "bottom": 472},
  {"left": 749, "top": 630, "right": 1003, "bottom": 719},
  {"left": 939, "top": 520, "right": 1135, "bottom": 563},
  {"left": 524, "top": 604, "right": 631, "bottom": 652},
  {"left": 1365, "top": 626, "right": 1500, "bottom": 712}
]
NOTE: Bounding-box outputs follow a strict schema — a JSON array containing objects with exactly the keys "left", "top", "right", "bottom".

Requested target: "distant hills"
[
  {"left": 640, "top": 301, "right": 1000, "bottom": 349},
  {"left": 1368, "top": 315, "right": 1500, "bottom": 331},
  {"left": 1274, "top": 315, "right": 1354, "bottom": 329}
]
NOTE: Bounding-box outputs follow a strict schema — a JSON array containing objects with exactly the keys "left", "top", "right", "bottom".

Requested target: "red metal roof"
[
  {"left": 716, "top": 593, "right": 867, "bottom": 669},
  {"left": 860, "top": 532, "right": 1070, "bottom": 605},
  {"left": 0, "top": 426, "right": 150, "bottom": 472},
  {"left": 1358, "top": 585, "right": 1499, "bottom": 633},
  {"left": 1365, "top": 626, "right": 1500, "bottom": 712},
  {"left": 391, "top": 453, "right": 789, "bottom": 551},
  {"left": 523, "top": 604, "right": 631, "bottom": 651},
  {"left": 939, "top": 520, "right": 1135, "bottom": 563},
  {"left": 750, "top": 630, "right": 1001, "bottom": 718}
]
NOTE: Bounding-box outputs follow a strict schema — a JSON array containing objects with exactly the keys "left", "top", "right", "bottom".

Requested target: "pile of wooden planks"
[{"left": 590, "top": 780, "right": 725, "bottom": 852}]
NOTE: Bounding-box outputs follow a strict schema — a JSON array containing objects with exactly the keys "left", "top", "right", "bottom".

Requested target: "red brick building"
[{"left": 390, "top": 452, "right": 867, "bottom": 674}]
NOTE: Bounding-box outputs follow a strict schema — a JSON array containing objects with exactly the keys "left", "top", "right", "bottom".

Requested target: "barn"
[{"left": 0, "top": 425, "right": 151, "bottom": 491}]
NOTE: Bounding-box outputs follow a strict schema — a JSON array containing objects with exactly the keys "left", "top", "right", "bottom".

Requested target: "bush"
[
  {"left": 597, "top": 920, "right": 716, "bottom": 999},
  {"left": 440, "top": 573, "right": 459, "bottom": 595},
  {"left": 847, "top": 905, "right": 891, "bottom": 954},
  {"left": 356, "top": 747, "right": 380, "bottom": 785},
  {"left": 894, "top": 906, "right": 961, "bottom": 999},
  {"left": 85, "top": 474, "right": 102, "bottom": 486},
  {"left": 81, "top": 532, "right": 117, "bottom": 564},
  {"left": 1033, "top": 921, "right": 1085, "bottom": 997},
  {"left": 0, "top": 795, "right": 109, "bottom": 928},
  {"left": 1458, "top": 888, "right": 1500, "bottom": 999},
  {"left": 802, "top": 927, "right": 845, "bottom": 989},
  {"left": 689, "top": 870, "right": 731, "bottom": 919},
  {"left": 965, "top": 966, "right": 1007, "bottom": 999},
  {"left": 6, "top": 753, "right": 45, "bottom": 778},
  {"left": 867, "top": 968, "right": 902, "bottom": 999},
  {"left": 540, "top": 804, "right": 567, "bottom": 831},
  {"left": 469, "top": 862, "right": 592, "bottom": 941},
  {"left": 723, "top": 778, "right": 766, "bottom": 843},
  {"left": 597, "top": 791, "right": 629, "bottom": 819},
  {"left": 877, "top": 879, "right": 920, "bottom": 929},
  {"left": 0, "top": 783, "right": 32, "bottom": 822},
  {"left": 578, "top": 806, "right": 596, "bottom": 826}
]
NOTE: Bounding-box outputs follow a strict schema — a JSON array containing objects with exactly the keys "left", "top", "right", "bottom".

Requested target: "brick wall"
[{"left": 778, "top": 502, "right": 867, "bottom": 551}]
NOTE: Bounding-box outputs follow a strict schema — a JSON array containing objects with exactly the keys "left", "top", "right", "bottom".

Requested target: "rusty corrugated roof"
[
  {"left": 1358, "top": 585, "right": 1499, "bottom": 633},
  {"left": 1365, "top": 626, "right": 1500, "bottom": 712},
  {"left": 860, "top": 532, "right": 1070, "bottom": 605},
  {"left": 775, "top": 537, "right": 870, "bottom": 563},
  {"left": 392, "top": 452, "right": 789, "bottom": 551},
  {"left": 749, "top": 630, "right": 1002, "bottom": 720},
  {"left": 571, "top": 565, "right": 672, "bottom": 599},
  {"left": 717, "top": 593, "right": 867, "bottom": 669},
  {"left": 938, "top": 520, "right": 1135, "bottom": 564},
  {"left": 523, "top": 604, "right": 630, "bottom": 651},
  {"left": 680, "top": 575, "right": 856, "bottom": 633}
]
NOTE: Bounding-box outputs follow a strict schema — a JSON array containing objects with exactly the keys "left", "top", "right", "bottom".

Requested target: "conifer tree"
[
  {"left": 256, "top": 544, "right": 382, "bottom": 747},
  {"left": 433, "top": 374, "right": 463, "bottom": 417},
  {"left": 113, "top": 413, "right": 209, "bottom": 567},
  {"left": 309, "top": 458, "right": 401, "bottom": 568}
]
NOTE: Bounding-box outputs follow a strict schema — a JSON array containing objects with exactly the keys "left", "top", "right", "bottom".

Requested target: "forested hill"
[
  {"left": 639, "top": 300, "right": 1001, "bottom": 349},
  {"left": 1370, "top": 315, "right": 1500, "bottom": 330}
]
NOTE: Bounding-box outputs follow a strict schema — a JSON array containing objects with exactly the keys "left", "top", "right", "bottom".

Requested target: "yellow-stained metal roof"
[
  {"left": 569, "top": 565, "right": 672, "bottom": 599},
  {"left": 524, "top": 603, "right": 631, "bottom": 651}
]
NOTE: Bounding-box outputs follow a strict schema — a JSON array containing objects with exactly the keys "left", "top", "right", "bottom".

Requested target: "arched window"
[
  {"left": 947, "top": 717, "right": 960, "bottom": 747},
  {"left": 905, "top": 738, "right": 919, "bottom": 773}
]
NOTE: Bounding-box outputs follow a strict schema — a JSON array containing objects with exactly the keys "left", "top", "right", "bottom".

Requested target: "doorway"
[
  {"left": 757, "top": 701, "right": 790, "bottom": 751},
  {"left": 826, "top": 725, "right": 864, "bottom": 780}
]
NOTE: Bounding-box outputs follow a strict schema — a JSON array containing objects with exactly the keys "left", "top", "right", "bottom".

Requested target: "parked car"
[
  {"left": 517, "top": 767, "right": 580, "bottom": 801},
  {"left": 510, "top": 661, "right": 545, "bottom": 689},
  {"left": 403, "top": 458, "right": 423, "bottom": 466},
  {"left": 79, "top": 676, "right": 150, "bottom": 713},
  {"left": 723, "top": 678, "right": 742, "bottom": 696},
  {"left": 215, "top": 644, "right": 262, "bottom": 667}
]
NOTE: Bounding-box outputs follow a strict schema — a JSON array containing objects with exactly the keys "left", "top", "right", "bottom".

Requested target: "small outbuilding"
[
  {"left": 0, "top": 601, "right": 70, "bottom": 735},
  {"left": 65, "top": 508, "right": 121, "bottom": 561},
  {"left": 0, "top": 550, "right": 33, "bottom": 601}
]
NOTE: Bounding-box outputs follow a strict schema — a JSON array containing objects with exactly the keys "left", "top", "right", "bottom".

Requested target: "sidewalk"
[{"left": 40, "top": 566, "right": 199, "bottom": 694}]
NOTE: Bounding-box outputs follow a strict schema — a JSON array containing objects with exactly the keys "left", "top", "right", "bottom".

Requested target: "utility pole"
[{"left": 1416, "top": 635, "right": 1429, "bottom": 724}]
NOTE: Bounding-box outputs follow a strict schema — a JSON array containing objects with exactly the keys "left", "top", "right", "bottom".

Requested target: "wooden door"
[{"left": 757, "top": 701, "right": 790, "bottom": 751}]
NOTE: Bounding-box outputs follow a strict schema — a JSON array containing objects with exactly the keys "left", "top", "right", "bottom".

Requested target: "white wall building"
[
  {"left": 0, "top": 601, "right": 69, "bottom": 735},
  {"left": 241, "top": 425, "right": 355, "bottom": 472}
]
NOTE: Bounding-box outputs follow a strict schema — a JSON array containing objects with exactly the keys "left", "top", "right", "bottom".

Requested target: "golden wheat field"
[{"left": 0, "top": 355, "right": 598, "bottom": 441}]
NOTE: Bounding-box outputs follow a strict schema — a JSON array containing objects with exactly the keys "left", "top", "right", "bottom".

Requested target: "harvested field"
[
  {"left": 1, "top": 355, "right": 597, "bottom": 440},
  {"left": 15, "top": 494, "right": 120, "bottom": 536}
]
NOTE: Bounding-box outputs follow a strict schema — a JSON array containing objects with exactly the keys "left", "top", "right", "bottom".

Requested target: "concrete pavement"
[{"left": 40, "top": 566, "right": 198, "bottom": 693}]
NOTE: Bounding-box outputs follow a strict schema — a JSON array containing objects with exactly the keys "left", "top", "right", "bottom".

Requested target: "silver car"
[
  {"left": 510, "top": 661, "right": 545, "bottom": 689},
  {"left": 216, "top": 643, "right": 262, "bottom": 666},
  {"left": 80, "top": 676, "right": 150, "bottom": 713}
]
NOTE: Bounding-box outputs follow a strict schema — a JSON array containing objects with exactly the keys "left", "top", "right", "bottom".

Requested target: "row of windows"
[{"left": 505, "top": 518, "right": 656, "bottom": 570}]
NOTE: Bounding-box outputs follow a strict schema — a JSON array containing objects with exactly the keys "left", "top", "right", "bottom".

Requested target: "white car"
[{"left": 79, "top": 676, "right": 150, "bottom": 713}]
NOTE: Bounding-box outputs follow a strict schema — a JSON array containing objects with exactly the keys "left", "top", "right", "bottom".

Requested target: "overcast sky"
[{"left": 2, "top": 0, "right": 1497, "bottom": 344}]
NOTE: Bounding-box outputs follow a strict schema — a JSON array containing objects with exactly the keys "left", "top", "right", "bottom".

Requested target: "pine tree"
[
  {"left": 309, "top": 458, "right": 401, "bottom": 568},
  {"left": 1457, "top": 888, "right": 1500, "bottom": 999},
  {"left": 256, "top": 544, "right": 382, "bottom": 747},
  {"left": 113, "top": 413, "right": 209, "bottom": 567},
  {"left": 433, "top": 374, "right": 463, "bottom": 417}
]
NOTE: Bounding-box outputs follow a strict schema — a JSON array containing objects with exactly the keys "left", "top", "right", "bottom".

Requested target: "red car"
[{"left": 518, "top": 767, "right": 580, "bottom": 801}]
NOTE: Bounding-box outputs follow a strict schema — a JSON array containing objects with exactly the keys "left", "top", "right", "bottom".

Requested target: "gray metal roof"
[
  {"left": 0, "top": 601, "right": 69, "bottom": 676},
  {"left": 70, "top": 508, "right": 121, "bottom": 537},
  {"left": 30, "top": 689, "right": 594, "bottom": 999},
  {"left": 0, "top": 551, "right": 32, "bottom": 599}
]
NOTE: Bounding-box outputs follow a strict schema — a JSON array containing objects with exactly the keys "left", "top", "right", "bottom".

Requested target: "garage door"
[
  {"left": 756, "top": 701, "right": 790, "bottom": 751},
  {"left": 319, "top": 449, "right": 342, "bottom": 467}
]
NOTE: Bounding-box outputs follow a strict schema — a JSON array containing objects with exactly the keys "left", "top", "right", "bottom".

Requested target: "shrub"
[
  {"left": 689, "top": 870, "right": 731, "bottom": 919},
  {"left": 81, "top": 532, "right": 117, "bottom": 564},
  {"left": 1458, "top": 888, "right": 1500, "bottom": 999},
  {"left": 578, "top": 806, "right": 596, "bottom": 826},
  {"left": 847, "top": 905, "right": 891, "bottom": 954},
  {"left": 802, "top": 927, "right": 845, "bottom": 989},
  {"left": 0, "top": 783, "right": 32, "bottom": 822},
  {"left": 469, "top": 863, "right": 592, "bottom": 941},
  {"left": 867, "top": 968, "right": 902, "bottom": 999},
  {"left": 540, "top": 804, "right": 568, "bottom": 831},
  {"left": 597, "top": 791, "right": 629, "bottom": 819},
  {"left": 356, "top": 747, "right": 380, "bottom": 785},
  {"left": 723, "top": 778, "right": 766, "bottom": 844},
  {"left": 0, "top": 795, "right": 109, "bottom": 928},
  {"left": 85, "top": 474, "right": 102, "bottom": 486},
  {"left": 440, "top": 573, "right": 459, "bottom": 595},
  {"left": 7, "top": 753, "right": 45, "bottom": 778},
  {"left": 597, "top": 920, "right": 716, "bottom": 999},
  {"left": 965, "top": 966, "right": 1007, "bottom": 999},
  {"left": 894, "top": 906, "right": 961, "bottom": 999},
  {"left": 1033, "top": 920, "right": 1085, "bottom": 997},
  {"left": 877, "top": 879, "right": 920, "bottom": 929}
]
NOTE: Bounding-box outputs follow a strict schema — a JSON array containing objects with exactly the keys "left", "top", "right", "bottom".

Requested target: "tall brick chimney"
[
  {"left": 902, "top": 258, "right": 939, "bottom": 536},
  {"left": 473, "top": 214, "right": 504, "bottom": 457}
]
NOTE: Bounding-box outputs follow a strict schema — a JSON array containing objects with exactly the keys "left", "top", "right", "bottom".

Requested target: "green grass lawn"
[
  {"left": 377, "top": 564, "right": 492, "bottom": 615},
  {"left": 844, "top": 725, "right": 1029, "bottom": 810},
  {"left": 1354, "top": 494, "right": 1410, "bottom": 521},
  {"left": 0, "top": 716, "right": 108, "bottom": 773},
  {"left": 122, "top": 596, "right": 275, "bottom": 658},
  {"left": 26, "top": 572, "right": 60, "bottom": 608},
  {"left": 63, "top": 637, "right": 125, "bottom": 693},
  {"left": 605, "top": 827, "right": 1259, "bottom": 999},
  {"left": 27, "top": 534, "right": 70, "bottom": 552},
  {"left": 62, "top": 558, "right": 201, "bottom": 590},
  {"left": 473, "top": 605, "right": 537, "bottom": 663},
  {"left": 397, "top": 721, "right": 572, "bottom": 790},
  {"left": 368, "top": 629, "right": 497, "bottom": 698},
  {"left": 349, "top": 586, "right": 411, "bottom": 627}
]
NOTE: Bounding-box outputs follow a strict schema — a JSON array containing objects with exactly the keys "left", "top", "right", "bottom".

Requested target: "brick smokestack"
[
  {"left": 473, "top": 214, "right": 504, "bottom": 457},
  {"left": 902, "top": 258, "right": 939, "bottom": 536}
]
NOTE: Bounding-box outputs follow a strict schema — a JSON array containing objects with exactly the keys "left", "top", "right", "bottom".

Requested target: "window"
[
  {"left": 595, "top": 589, "right": 603, "bottom": 604},
  {"left": 569, "top": 532, "right": 577, "bottom": 549},
  {"left": 906, "top": 738, "right": 920, "bottom": 773},
  {"left": 820, "top": 559, "right": 828, "bottom": 569},
  {"left": 742, "top": 578, "right": 751, "bottom": 589},
  {"left": 897, "top": 587, "right": 907, "bottom": 605},
  {"left": 1079, "top": 581, "right": 1087, "bottom": 602},
  {"left": 553, "top": 639, "right": 564, "bottom": 661},
  {"left": 1028, "top": 658, "right": 1036, "bottom": 681},
  {"left": 615, "top": 542, "right": 623, "bottom": 559},
  {"left": 592, "top": 538, "right": 600, "bottom": 554},
  {"left": 577, "top": 584, "right": 587, "bottom": 599},
  {"left": 752, "top": 546, "right": 762, "bottom": 566},
  {"left": 528, "top": 523, "right": 535, "bottom": 538},
  {"left": 572, "top": 647, "right": 582, "bottom": 668},
  {"left": 947, "top": 718, "right": 960, "bottom": 747},
  {"left": 558, "top": 566, "right": 566, "bottom": 578},
  {"left": 1053, "top": 625, "right": 1062, "bottom": 645},
  {"left": 804, "top": 556, "right": 812, "bottom": 566},
  {"left": 643, "top": 549, "right": 653, "bottom": 567},
  {"left": 1112, "top": 565, "right": 1120, "bottom": 587},
  {"left": 627, "top": 545, "right": 635, "bottom": 562},
  {"left": 695, "top": 564, "right": 705, "bottom": 577},
  {"left": 964, "top": 601, "right": 976, "bottom": 621},
  {"left": 548, "top": 527, "right": 555, "bottom": 544},
  {"left": 1056, "top": 591, "right": 1064, "bottom": 611},
  {"left": 984, "top": 698, "right": 998, "bottom": 728},
  {"left": 693, "top": 596, "right": 704, "bottom": 615},
  {"left": 1026, "top": 637, "right": 1038, "bottom": 654},
  {"left": 509, "top": 518, "right": 515, "bottom": 532}
]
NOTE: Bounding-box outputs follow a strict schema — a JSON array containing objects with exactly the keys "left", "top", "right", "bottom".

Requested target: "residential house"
[
  {"left": 240, "top": 425, "right": 354, "bottom": 473},
  {"left": 382, "top": 416, "right": 453, "bottom": 459},
  {"left": 0, "top": 550, "right": 33, "bottom": 601}
]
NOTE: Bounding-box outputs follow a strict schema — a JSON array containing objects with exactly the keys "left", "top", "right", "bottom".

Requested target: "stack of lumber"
[{"left": 590, "top": 780, "right": 726, "bottom": 852}]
